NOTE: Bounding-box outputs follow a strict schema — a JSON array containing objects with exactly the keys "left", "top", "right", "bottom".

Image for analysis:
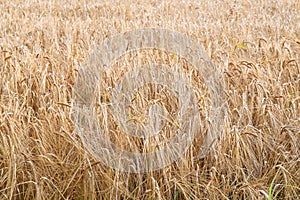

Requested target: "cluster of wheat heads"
[{"left": 0, "top": 0, "right": 299, "bottom": 199}]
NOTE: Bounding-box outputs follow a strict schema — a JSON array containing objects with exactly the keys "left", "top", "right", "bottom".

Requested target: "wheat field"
[{"left": 0, "top": 0, "right": 299, "bottom": 199}]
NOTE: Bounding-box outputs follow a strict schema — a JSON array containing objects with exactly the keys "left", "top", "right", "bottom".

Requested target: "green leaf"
[
  {"left": 173, "top": 189, "right": 180, "bottom": 200},
  {"left": 236, "top": 44, "right": 247, "bottom": 49},
  {"left": 268, "top": 170, "right": 280, "bottom": 200}
]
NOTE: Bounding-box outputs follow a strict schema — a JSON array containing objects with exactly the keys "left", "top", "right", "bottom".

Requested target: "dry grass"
[{"left": 0, "top": 0, "right": 299, "bottom": 199}]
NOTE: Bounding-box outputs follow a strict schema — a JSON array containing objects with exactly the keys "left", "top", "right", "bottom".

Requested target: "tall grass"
[{"left": 0, "top": 0, "right": 299, "bottom": 199}]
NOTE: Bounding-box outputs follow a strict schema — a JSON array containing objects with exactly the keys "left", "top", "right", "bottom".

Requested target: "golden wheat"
[{"left": 0, "top": 0, "right": 299, "bottom": 199}]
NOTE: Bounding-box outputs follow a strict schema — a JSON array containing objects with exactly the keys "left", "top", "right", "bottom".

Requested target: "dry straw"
[{"left": 0, "top": 0, "right": 299, "bottom": 199}]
